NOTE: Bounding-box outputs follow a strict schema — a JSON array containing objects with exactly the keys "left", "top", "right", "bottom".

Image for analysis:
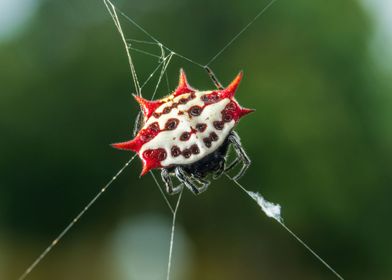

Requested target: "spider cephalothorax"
[{"left": 113, "top": 69, "right": 253, "bottom": 194}]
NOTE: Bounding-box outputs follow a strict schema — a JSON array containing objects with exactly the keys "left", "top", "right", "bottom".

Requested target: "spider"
[{"left": 112, "top": 68, "right": 253, "bottom": 195}]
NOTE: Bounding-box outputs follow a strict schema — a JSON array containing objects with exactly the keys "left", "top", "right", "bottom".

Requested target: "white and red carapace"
[{"left": 112, "top": 69, "right": 253, "bottom": 177}]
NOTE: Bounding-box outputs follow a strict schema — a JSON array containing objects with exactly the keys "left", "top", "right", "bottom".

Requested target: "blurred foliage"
[{"left": 1, "top": 0, "right": 391, "bottom": 279}]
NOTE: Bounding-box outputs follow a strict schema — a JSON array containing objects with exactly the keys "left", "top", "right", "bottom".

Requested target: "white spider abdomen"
[{"left": 112, "top": 69, "right": 253, "bottom": 175}]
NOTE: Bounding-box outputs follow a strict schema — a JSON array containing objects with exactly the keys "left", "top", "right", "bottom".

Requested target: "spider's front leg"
[
  {"left": 227, "top": 131, "right": 251, "bottom": 180},
  {"left": 175, "top": 167, "right": 209, "bottom": 195},
  {"left": 161, "top": 169, "right": 182, "bottom": 195},
  {"left": 204, "top": 66, "right": 223, "bottom": 90}
]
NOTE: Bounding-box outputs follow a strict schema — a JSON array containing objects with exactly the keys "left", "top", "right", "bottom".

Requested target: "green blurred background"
[{"left": 1, "top": 0, "right": 391, "bottom": 279}]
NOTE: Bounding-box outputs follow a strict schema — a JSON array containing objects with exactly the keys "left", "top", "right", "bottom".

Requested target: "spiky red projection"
[
  {"left": 133, "top": 95, "right": 163, "bottom": 118},
  {"left": 112, "top": 69, "right": 254, "bottom": 176}
]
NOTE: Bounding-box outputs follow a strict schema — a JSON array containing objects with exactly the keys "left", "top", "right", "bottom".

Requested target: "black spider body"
[{"left": 168, "top": 136, "right": 230, "bottom": 178}]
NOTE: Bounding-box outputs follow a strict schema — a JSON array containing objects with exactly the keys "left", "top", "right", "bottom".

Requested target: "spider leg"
[
  {"left": 204, "top": 66, "right": 224, "bottom": 90},
  {"left": 161, "top": 169, "right": 182, "bottom": 195},
  {"left": 191, "top": 175, "right": 210, "bottom": 193},
  {"left": 133, "top": 111, "right": 143, "bottom": 137},
  {"left": 228, "top": 131, "right": 251, "bottom": 180},
  {"left": 212, "top": 159, "right": 226, "bottom": 179},
  {"left": 224, "top": 158, "right": 239, "bottom": 173},
  {"left": 175, "top": 167, "right": 209, "bottom": 195},
  {"left": 175, "top": 167, "right": 200, "bottom": 194}
]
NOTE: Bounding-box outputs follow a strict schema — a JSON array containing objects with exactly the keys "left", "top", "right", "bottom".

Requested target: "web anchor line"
[
  {"left": 205, "top": 0, "right": 278, "bottom": 66},
  {"left": 109, "top": 0, "right": 278, "bottom": 68},
  {"left": 104, "top": 0, "right": 141, "bottom": 96},
  {"left": 150, "top": 171, "right": 175, "bottom": 214},
  {"left": 149, "top": 171, "right": 184, "bottom": 280},
  {"left": 17, "top": 155, "right": 137, "bottom": 280},
  {"left": 226, "top": 174, "right": 345, "bottom": 280},
  {"left": 104, "top": 0, "right": 279, "bottom": 87},
  {"left": 166, "top": 190, "right": 183, "bottom": 280}
]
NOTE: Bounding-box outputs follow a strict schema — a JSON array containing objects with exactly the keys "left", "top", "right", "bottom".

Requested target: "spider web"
[{"left": 17, "top": 0, "right": 344, "bottom": 279}]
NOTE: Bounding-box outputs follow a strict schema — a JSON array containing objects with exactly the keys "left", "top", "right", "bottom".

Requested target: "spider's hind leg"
[
  {"left": 161, "top": 169, "right": 182, "bottom": 195},
  {"left": 224, "top": 158, "right": 239, "bottom": 173},
  {"left": 175, "top": 167, "right": 209, "bottom": 195},
  {"left": 227, "top": 131, "right": 251, "bottom": 180},
  {"left": 212, "top": 159, "right": 225, "bottom": 179},
  {"left": 191, "top": 175, "right": 211, "bottom": 193}
]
